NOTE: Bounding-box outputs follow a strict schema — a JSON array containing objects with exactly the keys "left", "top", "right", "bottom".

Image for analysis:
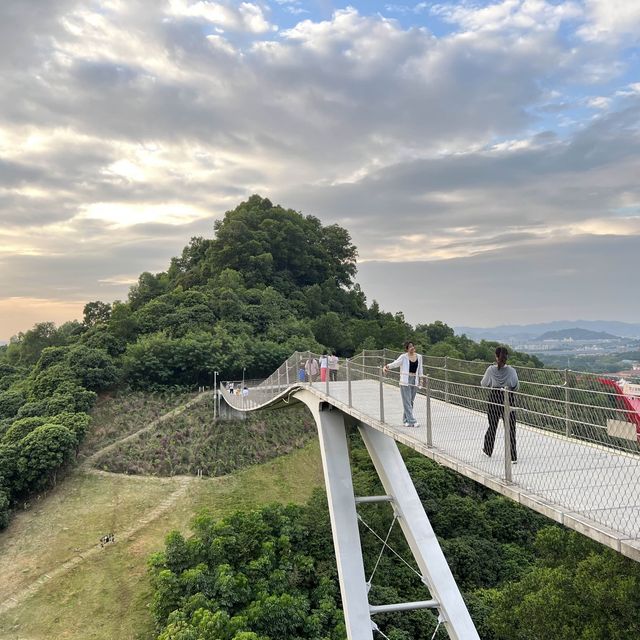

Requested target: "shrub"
[
  {"left": 0, "top": 389, "right": 26, "bottom": 419},
  {"left": 1, "top": 416, "right": 48, "bottom": 445},
  {"left": 17, "top": 424, "right": 77, "bottom": 493}
]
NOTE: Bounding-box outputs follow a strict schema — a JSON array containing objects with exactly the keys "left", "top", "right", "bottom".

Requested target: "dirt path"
[
  {"left": 82, "top": 391, "right": 211, "bottom": 468},
  {"left": 0, "top": 474, "right": 194, "bottom": 615}
]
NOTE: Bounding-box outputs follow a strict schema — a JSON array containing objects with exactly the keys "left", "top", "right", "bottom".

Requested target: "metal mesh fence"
[{"left": 220, "top": 350, "right": 640, "bottom": 539}]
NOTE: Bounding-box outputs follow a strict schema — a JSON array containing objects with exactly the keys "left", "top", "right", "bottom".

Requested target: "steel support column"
[
  {"left": 358, "top": 424, "right": 480, "bottom": 640},
  {"left": 296, "top": 390, "right": 373, "bottom": 639}
]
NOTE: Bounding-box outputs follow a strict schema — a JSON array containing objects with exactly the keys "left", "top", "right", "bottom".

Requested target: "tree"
[
  {"left": 416, "top": 321, "right": 455, "bottom": 345},
  {"left": 83, "top": 301, "right": 112, "bottom": 327},
  {"left": 128, "top": 272, "right": 169, "bottom": 311},
  {"left": 6, "top": 321, "right": 59, "bottom": 366},
  {"left": 17, "top": 424, "right": 77, "bottom": 492},
  {"left": 210, "top": 195, "right": 358, "bottom": 294}
]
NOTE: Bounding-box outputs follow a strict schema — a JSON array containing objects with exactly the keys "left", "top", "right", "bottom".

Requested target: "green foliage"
[
  {"left": 83, "top": 300, "right": 112, "bottom": 327},
  {"left": 0, "top": 389, "right": 26, "bottom": 419},
  {"left": 1, "top": 416, "right": 48, "bottom": 445},
  {"left": 416, "top": 320, "right": 455, "bottom": 344},
  {"left": 16, "top": 424, "right": 77, "bottom": 494},
  {"left": 489, "top": 530, "right": 640, "bottom": 639},
  {"left": 148, "top": 432, "right": 640, "bottom": 639},
  {"left": 0, "top": 488, "right": 9, "bottom": 529},
  {"left": 150, "top": 503, "right": 345, "bottom": 639},
  {"left": 208, "top": 195, "right": 357, "bottom": 293}
]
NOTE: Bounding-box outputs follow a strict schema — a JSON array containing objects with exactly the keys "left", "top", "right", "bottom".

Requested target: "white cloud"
[
  {"left": 587, "top": 96, "right": 611, "bottom": 109},
  {"left": 168, "top": 0, "right": 274, "bottom": 33},
  {"left": 578, "top": 0, "right": 640, "bottom": 43},
  {"left": 432, "top": 0, "right": 582, "bottom": 34}
]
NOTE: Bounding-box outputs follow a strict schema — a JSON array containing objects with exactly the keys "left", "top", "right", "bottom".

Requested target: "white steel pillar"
[
  {"left": 359, "top": 424, "right": 480, "bottom": 640},
  {"left": 296, "top": 390, "right": 373, "bottom": 640}
]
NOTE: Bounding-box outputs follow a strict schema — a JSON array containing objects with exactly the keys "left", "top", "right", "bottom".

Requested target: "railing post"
[
  {"left": 444, "top": 356, "right": 449, "bottom": 403},
  {"left": 347, "top": 359, "right": 352, "bottom": 408},
  {"left": 325, "top": 358, "right": 330, "bottom": 396},
  {"left": 213, "top": 370, "right": 217, "bottom": 420},
  {"left": 286, "top": 360, "right": 290, "bottom": 386},
  {"left": 564, "top": 368, "right": 571, "bottom": 437},
  {"left": 425, "top": 375, "right": 432, "bottom": 447},
  {"left": 379, "top": 365, "right": 385, "bottom": 423},
  {"left": 504, "top": 387, "right": 512, "bottom": 482}
]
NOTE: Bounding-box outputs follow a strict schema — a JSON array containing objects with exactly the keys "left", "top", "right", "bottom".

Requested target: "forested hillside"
[
  {"left": 150, "top": 437, "right": 640, "bottom": 640},
  {"left": 0, "top": 195, "right": 540, "bottom": 530}
]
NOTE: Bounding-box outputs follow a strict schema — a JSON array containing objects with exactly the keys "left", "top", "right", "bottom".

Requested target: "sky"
[{"left": 1, "top": 0, "right": 639, "bottom": 340}]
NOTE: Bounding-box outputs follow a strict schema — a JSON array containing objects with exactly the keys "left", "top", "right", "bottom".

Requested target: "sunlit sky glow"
[{"left": 1, "top": 0, "right": 639, "bottom": 339}]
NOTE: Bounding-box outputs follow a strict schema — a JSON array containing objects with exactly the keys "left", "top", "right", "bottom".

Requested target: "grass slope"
[
  {"left": 92, "top": 400, "right": 316, "bottom": 477},
  {"left": 0, "top": 392, "right": 324, "bottom": 640},
  {"left": 81, "top": 391, "right": 197, "bottom": 457}
]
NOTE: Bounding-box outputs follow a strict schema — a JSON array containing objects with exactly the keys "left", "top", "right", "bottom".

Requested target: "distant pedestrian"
[
  {"left": 298, "top": 364, "right": 306, "bottom": 382},
  {"left": 319, "top": 352, "right": 329, "bottom": 382},
  {"left": 305, "top": 356, "right": 319, "bottom": 382},
  {"left": 384, "top": 341, "right": 423, "bottom": 427},
  {"left": 481, "top": 346, "right": 519, "bottom": 463},
  {"left": 229, "top": 382, "right": 234, "bottom": 395},
  {"left": 328, "top": 352, "right": 339, "bottom": 381}
]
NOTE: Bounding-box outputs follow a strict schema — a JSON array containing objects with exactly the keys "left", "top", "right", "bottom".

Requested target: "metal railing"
[{"left": 220, "top": 350, "right": 640, "bottom": 538}]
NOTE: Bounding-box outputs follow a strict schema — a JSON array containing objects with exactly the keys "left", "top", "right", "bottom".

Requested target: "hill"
[
  {"left": 0, "top": 194, "right": 543, "bottom": 531},
  {"left": 456, "top": 320, "right": 640, "bottom": 341},
  {"left": 536, "top": 328, "right": 621, "bottom": 341}
]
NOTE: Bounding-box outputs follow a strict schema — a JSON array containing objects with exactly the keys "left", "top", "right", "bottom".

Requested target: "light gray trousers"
[{"left": 400, "top": 374, "right": 418, "bottom": 425}]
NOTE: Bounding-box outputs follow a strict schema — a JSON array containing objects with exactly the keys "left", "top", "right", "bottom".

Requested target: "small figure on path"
[
  {"left": 384, "top": 341, "right": 423, "bottom": 427},
  {"left": 481, "top": 346, "right": 519, "bottom": 463},
  {"left": 319, "top": 352, "right": 329, "bottom": 382},
  {"left": 305, "top": 356, "right": 319, "bottom": 382},
  {"left": 328, "top": 352, "right": 339, "bottom": 381}
]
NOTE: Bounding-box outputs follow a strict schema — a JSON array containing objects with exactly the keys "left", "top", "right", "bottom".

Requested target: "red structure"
[{"left": 598, "top": 378, "right": 640, "bottom": 441}]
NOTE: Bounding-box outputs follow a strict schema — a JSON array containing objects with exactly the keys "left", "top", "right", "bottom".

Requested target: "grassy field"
[
  {"left": 0, "top": 391, "right": 324, "bottom": 640},
  {"left": 0, "top": 442, "right": 324, "bottom": 640}
]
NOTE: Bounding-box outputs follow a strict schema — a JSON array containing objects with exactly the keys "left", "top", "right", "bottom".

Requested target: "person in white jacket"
[{"left": 383, "top": 341, "right": 423, "bottom": 427}]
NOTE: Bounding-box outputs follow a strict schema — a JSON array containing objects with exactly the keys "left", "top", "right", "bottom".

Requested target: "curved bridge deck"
[{"left": 221, "top": 352, "right": 640, "bottom": 562}]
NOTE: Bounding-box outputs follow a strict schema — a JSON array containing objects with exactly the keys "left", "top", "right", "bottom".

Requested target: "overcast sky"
[{"left": 1, "top": 0, "right": 639, "bottom": 340}]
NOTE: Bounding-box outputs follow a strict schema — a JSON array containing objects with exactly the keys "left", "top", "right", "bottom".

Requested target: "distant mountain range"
[
  {"left": 536, "top": 328, "right": 620, "bottom": 341},
  {"left": 455, "top": 320, "right": 640, "bottom": 342}
]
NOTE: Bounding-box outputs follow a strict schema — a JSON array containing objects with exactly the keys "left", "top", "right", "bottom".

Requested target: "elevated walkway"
[{"left": 222, "top": 351, "right": 640, "bottom": 562}]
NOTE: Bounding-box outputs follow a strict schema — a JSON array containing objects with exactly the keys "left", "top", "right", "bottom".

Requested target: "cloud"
[
  {"left": 578, "top": 0, "right": 640, "bottom": 43},
  {"left": 0, "top": 1, "right": 638, "bottom": 338},
  {"left": 356, "top": 234, "right": 640, "bottom": 326},
  {"left": 167, "top": 0, "right": 275, "bottom": 33}
]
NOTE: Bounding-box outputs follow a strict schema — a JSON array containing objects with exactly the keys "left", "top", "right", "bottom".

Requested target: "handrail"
[{"left": 221, "top": 350, "right": 640, "bottom": 452}]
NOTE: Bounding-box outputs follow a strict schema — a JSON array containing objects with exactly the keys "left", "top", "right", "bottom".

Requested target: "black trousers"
[{"left": 484, "top": 389, "right": 517, "bottom": 461}]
